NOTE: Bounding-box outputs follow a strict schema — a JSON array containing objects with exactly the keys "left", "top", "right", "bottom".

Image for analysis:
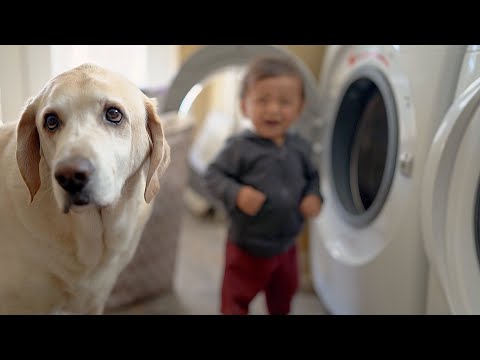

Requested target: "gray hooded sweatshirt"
[{"left": 204, "top": 129, "right": 323, "bottom": 258}]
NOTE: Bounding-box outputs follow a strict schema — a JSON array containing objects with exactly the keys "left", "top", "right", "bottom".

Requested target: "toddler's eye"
[{"left": 256, "top": 98, "right": 267, "bottom": 104}]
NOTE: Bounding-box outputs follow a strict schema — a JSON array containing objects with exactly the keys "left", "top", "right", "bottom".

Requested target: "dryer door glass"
[
  {"left": 331, "top": 72, "right": 398, "bottom": 226},
  {"left": 350, "top": 91, "right": 388, "bottom": 211}
]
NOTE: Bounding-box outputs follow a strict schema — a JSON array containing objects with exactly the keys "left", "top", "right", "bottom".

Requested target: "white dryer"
[
  {"left": 309, "top": 45, "right": 466, "bottom": 314},
  {"left": 422, "top": 45, "right": 480, "bottom": 314}
]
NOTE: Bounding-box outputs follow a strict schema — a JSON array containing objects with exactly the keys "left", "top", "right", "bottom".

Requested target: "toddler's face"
[{"left": 241, "top": 75, "right": 304, "bottom": 145}]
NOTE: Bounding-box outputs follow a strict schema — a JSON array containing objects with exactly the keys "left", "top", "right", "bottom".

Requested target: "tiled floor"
[{"left": 109, "top": 209, "right": 329, "bottom": 315}]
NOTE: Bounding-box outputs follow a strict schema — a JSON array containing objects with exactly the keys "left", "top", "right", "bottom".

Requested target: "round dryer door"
[
  {"left": 318, "top": 54, "right": 416, "bottom": 266},
  {"left": 317, "top": 45, "right": 465, "bottom": 266},
  {"left": 422, "top": 77, "right": 480, "bottom": 314},
  {"left": 329, "top": 67, "right": 398, "bottom": 227}
]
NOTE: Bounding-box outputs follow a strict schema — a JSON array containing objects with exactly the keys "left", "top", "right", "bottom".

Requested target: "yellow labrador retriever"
[{"left": 0, "top": 63, "right": 170, "bottom": 314}]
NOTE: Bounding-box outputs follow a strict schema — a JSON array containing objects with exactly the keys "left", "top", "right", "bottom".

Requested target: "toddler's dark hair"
[{"left": 239, "top": 56, "right": 305, "bottom": 99}]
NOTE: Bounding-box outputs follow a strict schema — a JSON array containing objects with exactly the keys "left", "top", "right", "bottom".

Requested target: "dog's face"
[{"left": 15, "top": 63, "right": 170, "bottom": 213}]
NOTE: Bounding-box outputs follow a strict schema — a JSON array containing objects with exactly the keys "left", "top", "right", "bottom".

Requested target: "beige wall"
[
  {"left": 179, "top": 45, "right": 203, "bottom": 63},
  {"left": 282, "top": 45, "right": 327, "bottom": 80}
]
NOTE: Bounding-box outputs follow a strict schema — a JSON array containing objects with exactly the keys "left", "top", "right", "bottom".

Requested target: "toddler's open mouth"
[{"left": 265, "top": 120, "right": 280, "bottom": 126}]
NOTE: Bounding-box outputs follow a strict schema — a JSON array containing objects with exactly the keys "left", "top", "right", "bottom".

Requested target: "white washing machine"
[
  {"left": 161, "top": 45, "right": 323, "bottom": 212},
  {"left": 422, "top": 45, "right": 480, "bottom": 314},
  {"left": 309, "top": 45, "right": 466, "bottom": 314}
]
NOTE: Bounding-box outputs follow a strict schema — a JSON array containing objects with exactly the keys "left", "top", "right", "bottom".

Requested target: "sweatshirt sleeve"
[{"left": 204, "top": 137, "right": 243, "bottom": 211}]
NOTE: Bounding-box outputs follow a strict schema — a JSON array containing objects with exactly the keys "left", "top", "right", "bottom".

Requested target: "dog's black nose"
[{"left": 54, "top": 157, "right": 95, "bottom": 195}]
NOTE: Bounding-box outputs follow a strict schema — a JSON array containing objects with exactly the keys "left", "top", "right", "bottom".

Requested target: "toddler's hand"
[
  {"left": 300, "top": 194, "right": 322, "bottom": 218},
  {"left": 236, "top": 185, "right": 266, "bottom": 216}
]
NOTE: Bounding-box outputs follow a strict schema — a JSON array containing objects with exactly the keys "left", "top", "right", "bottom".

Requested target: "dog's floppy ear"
[
  {"left": 16, "top": 97, "right": 41, "bottom": 203},
  {"left": 144, "top": 98, "right": 171, "bottom": 204}
]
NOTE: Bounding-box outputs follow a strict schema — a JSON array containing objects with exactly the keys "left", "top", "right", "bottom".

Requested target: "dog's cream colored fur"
[{"left": 0, "top": 63, "right": 170, "bottom": 314}]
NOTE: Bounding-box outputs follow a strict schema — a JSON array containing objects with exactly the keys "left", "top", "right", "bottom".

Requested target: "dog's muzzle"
[{"left": 54, "top": 156, "right": 95, "bottom": 207}]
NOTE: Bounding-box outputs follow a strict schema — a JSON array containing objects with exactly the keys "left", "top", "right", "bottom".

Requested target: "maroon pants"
[{"left": 221, "top": 241, "right": 299, "bottom": 315}]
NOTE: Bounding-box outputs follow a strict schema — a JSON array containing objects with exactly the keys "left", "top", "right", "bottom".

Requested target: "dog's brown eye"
[
  {"left": 105, "top": 107, "right": 123, "bottom": 124},
  {"left": 45, "top": 114, "right": 60, "bottom": 131}
]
